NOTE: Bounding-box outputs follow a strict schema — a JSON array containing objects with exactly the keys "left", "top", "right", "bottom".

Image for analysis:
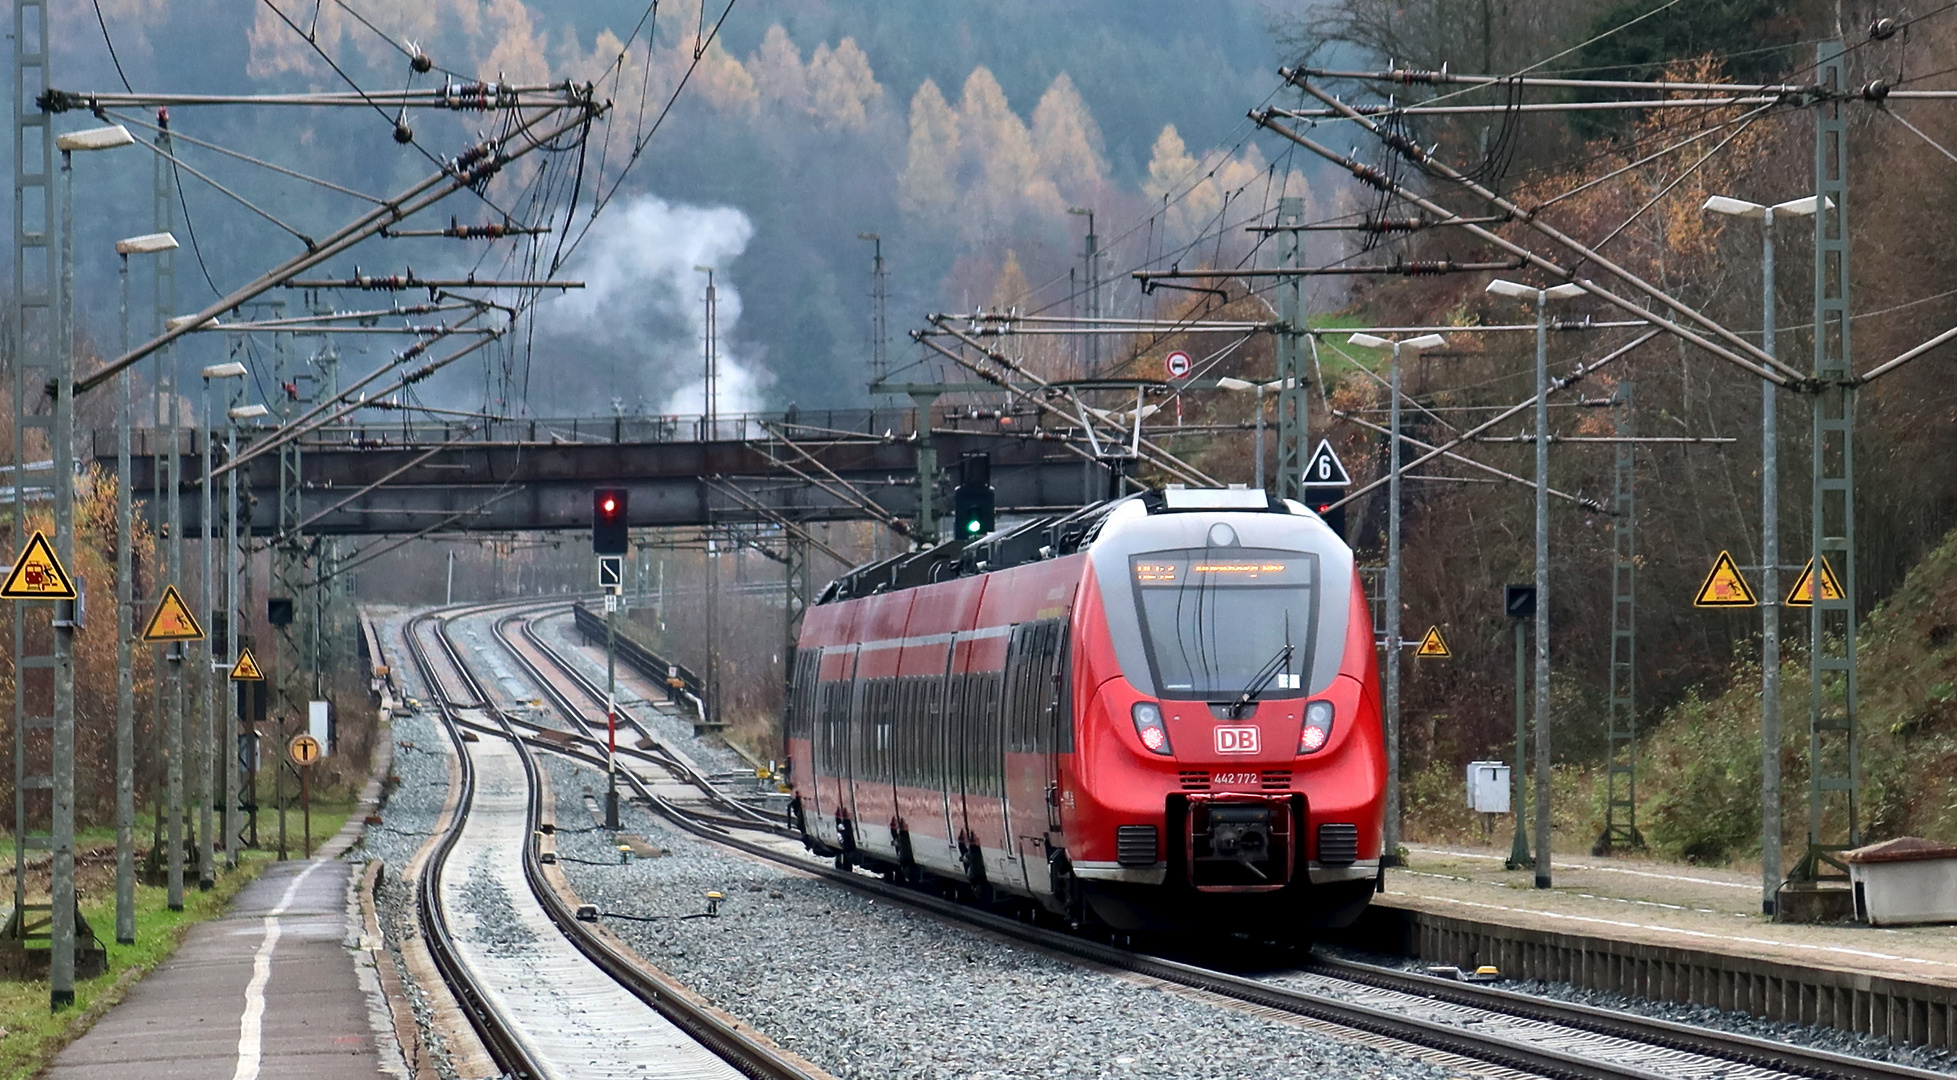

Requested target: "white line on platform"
[
  {"left": 232, "top": 860, "right": 326, "bottom": 1080},
  {"left": 1405, "top": 845, "right": 1756, "bottom": 891}
]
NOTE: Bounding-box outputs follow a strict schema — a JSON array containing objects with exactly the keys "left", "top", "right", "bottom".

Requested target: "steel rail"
[
  {"left": 403, "top": 603, "right": 815, "bottom": 1080},
  {"left": 402, "top": 611, "right": 547, "bottom": 1080},
  {"left": 495, "top": 607, "right": 782, "bottom": 829}
]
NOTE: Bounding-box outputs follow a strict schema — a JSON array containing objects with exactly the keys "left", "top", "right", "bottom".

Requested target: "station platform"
[
  {"left": 44, "top": 721, "right": 399, "bottom": 1080},
  {"left": 45, "top": 857, "right": 392, "bottom": 1080},
  {"left": 1347, "top": 843, "right": 1957, "bottom": 1047}
]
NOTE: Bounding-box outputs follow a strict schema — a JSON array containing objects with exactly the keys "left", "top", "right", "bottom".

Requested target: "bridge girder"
[{"left": 103, "top": 429, "right": 1101, "bottom": 536}]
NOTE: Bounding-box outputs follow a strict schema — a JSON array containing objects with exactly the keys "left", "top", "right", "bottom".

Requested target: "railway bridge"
[{"left": 96, "top": 407, "right": 1105, "bottom": 537}]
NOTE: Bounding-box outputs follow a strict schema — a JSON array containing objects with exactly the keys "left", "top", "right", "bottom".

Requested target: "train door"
[
  {"left": 844, "top": 662, "right": 871, "bottom": 855},
  {"left": 950, "top": 637, "right": 1010, "bottom": 888},
  {"left": 947, "top": 634, "right": 977, "bottom": 877},
  {"left": 784, "top": 647, "right": 819, "bottom": 832},
  {"left": 810, "top": 646, "right": 857, "bottom": 850},
  {"left": 935, "top": 646, "right": 960, "bottom": 867},
  {"left": 1003, "top": 620, "right": 1065, "bottom": 897}
]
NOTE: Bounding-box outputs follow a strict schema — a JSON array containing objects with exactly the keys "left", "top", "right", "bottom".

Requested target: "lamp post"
[
  {"left": 1345, "top": 332, "right": 1448, "bottom": 864},
  {"left": 695, "top": 265, "right": 717, "bottom": 440},
  {"left": 1485, "top": 278, "right": 1585, "bottom": 889},
  {"left": 1701, "top": 193, "right": 1826, "bottom": 916},
  {"left": 45, "top": 126, "right": 136, "bottom": 1009},
  {"left": 1216, "top": 376, "right": 1300, "bottom": 492},
  {"left": 44, "top": 123, "right": 135, "bottom": 1009},
  {"left": 113, "top": 230, "right": 177, "bottom": 941},
  {"left": 200, "top": 360, "right": 246, "bottom": 887},
  {"left": 695, "top": 266, "right": 719, "bottom": 730}
]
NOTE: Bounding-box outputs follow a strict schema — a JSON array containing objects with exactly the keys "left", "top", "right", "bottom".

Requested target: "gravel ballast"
[{"left": 540, "top": 753, "right": 1463, "bottom": 1080}]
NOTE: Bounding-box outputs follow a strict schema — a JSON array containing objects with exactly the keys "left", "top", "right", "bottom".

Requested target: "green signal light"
[{"left": 966, "top": 519, "right": 982, "bottom": 534}]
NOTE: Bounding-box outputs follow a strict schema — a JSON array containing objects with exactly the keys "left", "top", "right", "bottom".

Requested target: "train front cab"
[{"left": 1058, "top": 497, "right": 1386, "bottom": 934}]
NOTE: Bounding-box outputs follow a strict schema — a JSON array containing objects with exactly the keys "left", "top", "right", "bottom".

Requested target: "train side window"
[
  {"left": 982, "top": 669, "right": 1005, "bottom": 796},
  {"left": 797, "top": 649, "right": 820, "bottom": 742},
  {"left": 899, "top": 675, "right": 917, "bottom": 788},
  {"left": 1054, "top": 626, "right": 1074, "bottom": 754},
  {"left": 949, "top": 666, "right": 971, "bottom": 798},
  {"left": 852, "top": 676, "right": 872, "bottom": 783},
  {"left": 1017, "top": 626, "right": 1033, "bottom": 759},
  {"left": 895, "top": 678, "right": 906, "bottom": 785},
  {"left": 927, "top": 663, "right": 947, "bottom": 791},
  {"left": 883, "top": 678, "right": 898, "bottom": 784}
]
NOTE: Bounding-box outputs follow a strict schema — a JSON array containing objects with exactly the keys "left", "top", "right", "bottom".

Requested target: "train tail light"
[
  {"left": 1132, "top": 701, "right": 1173, "bottom": 755},
  {"left": 1299, "top": 700, "right": 1334, "bottom": 754}
]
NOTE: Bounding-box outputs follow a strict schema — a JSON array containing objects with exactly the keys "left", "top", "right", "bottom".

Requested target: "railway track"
[
  {"left": 399, "top": 601, "right": 815, "bottom": 1080},
  {"left": 471, "top": 599, "right": 1949, "bottom": 1080}
]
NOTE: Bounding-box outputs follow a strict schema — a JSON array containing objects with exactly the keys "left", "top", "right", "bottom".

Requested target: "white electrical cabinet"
[{"left": 1466, "top": 761, "right": 1511, "bottom": 814}]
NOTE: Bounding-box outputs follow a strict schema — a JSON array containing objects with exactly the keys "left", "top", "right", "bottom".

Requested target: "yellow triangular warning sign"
[
  {"left": 1694, "top": 550, "right": 1758, "bottom": 608},
  {"left": 1414, "top": 625, "right": 1452, "bottom": 658},
  {"left": 1785, "top": 556, "right": 1846, "bottom": 607},
  {"left": 0, "top": 531, "right": 77, "bottom": 600},
  {"left": 229, "top": 646, "right": 265, "bottom": 681},
  {"left": 141, "top": 585, "right": 205, "bottom": 642}
]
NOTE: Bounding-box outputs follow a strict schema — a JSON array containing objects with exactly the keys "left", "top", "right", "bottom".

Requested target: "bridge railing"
[
  {"left": 93, "top": 405, "right": 1038, "bottom": 456},
  {"left": 570, "top": 602, "right": 709, "bottom": 725}
]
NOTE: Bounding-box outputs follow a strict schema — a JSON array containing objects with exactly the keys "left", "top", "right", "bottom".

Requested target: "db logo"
[{"left": 1214, "top": 726, "right": 1260, "bottom": 754}]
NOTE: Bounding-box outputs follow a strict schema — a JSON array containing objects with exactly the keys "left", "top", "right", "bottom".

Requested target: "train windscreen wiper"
[{"left": 1226, "top": 642, "right": 1293, "bottom": 719}]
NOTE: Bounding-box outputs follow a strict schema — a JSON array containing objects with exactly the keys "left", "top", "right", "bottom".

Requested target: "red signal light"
[{"left": 592, "top": 489, "right": 629, "bottom": 554}]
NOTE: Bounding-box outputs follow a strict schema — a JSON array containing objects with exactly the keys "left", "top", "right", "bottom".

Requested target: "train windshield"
[{"left": 1127, "top": 548, "right": 1319, "bottom": 700}]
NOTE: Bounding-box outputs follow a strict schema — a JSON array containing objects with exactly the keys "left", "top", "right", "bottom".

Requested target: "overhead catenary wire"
[{"left": 104, "top": 108, "right": 385, "bottom": 205}]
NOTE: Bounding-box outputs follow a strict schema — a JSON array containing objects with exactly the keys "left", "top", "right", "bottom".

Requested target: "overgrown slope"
[{"left": 1637, "top": 525, "right": 1957, "bottom": 863}]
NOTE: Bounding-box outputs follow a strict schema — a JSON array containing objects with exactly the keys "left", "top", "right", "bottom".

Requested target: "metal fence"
[{"left": 91, "top": 405, "right": 1040, "bottom": 456}]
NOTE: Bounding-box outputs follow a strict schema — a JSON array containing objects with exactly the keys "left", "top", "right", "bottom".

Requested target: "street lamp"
[
  {"left": 1701, "top": 193, "right": 1826, "bottom": 917},
  {"left": 1345, "top": 332, "right": 1446, "bottom": 867},
  {"left": 694, "top": 265, "right": 716, "bottom": 441},
  {"left": 200, "top": 360, "right": 246, "bottom": 889},
  {"left": 111, "top": 230, "right": 178, "bottom": 944},
  {"left": 1484, "top": 279, "right": 1584, "bottom": 889},
  {"left": 38, "top": 122, "right": 134, "bottom": 1009},
  {"left": 1216, "top": 376, "right": 1299, "bottom": 490}
]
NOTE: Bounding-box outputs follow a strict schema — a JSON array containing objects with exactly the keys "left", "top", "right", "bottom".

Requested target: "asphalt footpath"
[
  {"left": 44, "top": 857, "right": 392, "bottom": 1080},
  {"left": 46, "top": 722, "right": 400, "bottom": 1080}
]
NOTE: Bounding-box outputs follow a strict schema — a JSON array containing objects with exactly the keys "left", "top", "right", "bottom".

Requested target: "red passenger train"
[{"left": 783, "top": 487, "right": 1385, "bottom": 934}]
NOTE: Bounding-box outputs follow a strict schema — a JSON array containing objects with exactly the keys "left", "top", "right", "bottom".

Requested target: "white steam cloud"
[{"left": 541, "top": 194, "right": 770, "bottom": 416}]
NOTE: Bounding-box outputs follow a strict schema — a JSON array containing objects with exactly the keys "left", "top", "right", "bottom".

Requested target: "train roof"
[{"left": 814, "top": 486, "right": 1315, "bottom": 605}]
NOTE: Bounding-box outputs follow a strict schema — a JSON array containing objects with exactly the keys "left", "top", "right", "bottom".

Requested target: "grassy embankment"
[{"left": 1403, "top": 525, "right": 1957, "bottom": 866}]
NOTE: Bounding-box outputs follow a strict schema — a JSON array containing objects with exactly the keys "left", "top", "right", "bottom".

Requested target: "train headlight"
[
  {"left": 1299, "top": 700, "right": 1335, "bottom": 754},
  {"left": 1131, "top": 701, "right": 1173, "bottom": 755}
]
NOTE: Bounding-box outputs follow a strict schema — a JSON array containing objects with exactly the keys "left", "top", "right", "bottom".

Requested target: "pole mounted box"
[{"left": 592, "top": 488, "right": 629, "bottom": 555}]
